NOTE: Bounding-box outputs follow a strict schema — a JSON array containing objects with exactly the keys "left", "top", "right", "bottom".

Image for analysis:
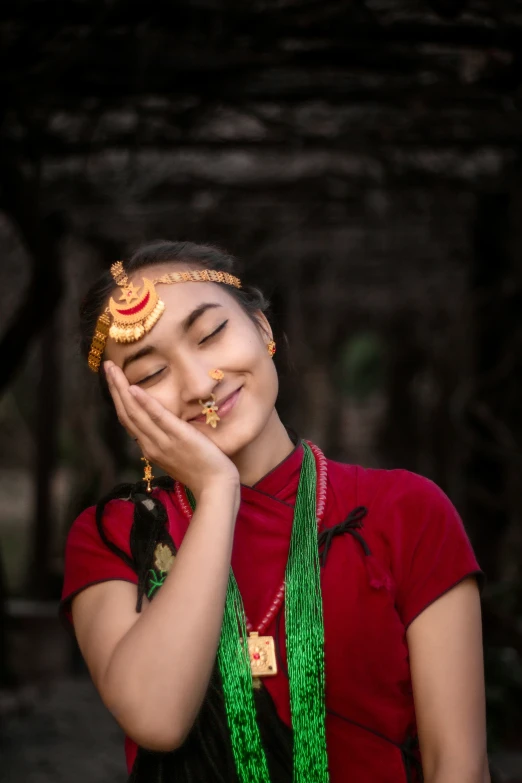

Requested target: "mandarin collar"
[{"left": 240, "top": 439, "right": 304, "bottom": 506}]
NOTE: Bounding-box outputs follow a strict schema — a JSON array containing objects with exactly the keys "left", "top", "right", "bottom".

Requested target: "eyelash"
[
  {"left": 136, "top": 320, "right": 229, "bottom": 385},
  {"left": 198, "top": 319, "right": 228, "bottom": 345},
  {"left": 135, "top": 368, "right": 164, "bottom": 386}
]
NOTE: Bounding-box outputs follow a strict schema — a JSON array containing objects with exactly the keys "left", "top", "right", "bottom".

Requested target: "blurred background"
[{"left": 1, "top": 1, "right": 522, "bottom": 780}]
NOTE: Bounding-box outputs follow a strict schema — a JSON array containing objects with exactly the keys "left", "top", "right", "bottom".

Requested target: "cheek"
[
  {"left": 231, "top": 333, "right": 278, "bottom": 401},
  {"left": 256, "top": 358, "right": 278, "bottom": 397},
  {"left": 245, "top": 358, "right": 279, "bottom": 419},
  {"left": 144, "top": 380, "right": 180, "bottom": 416},
  {"left": 230, "top": 330, "right": 268, "bottom": 371}
]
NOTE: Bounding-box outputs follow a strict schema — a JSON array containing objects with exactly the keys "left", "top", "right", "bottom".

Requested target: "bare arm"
[
  {"left": 73, "top": 481, "right": 239, "bottom": 751},
  {"left": 72, "top": 362, "right": 242, "bottom": 751},
  {"left": 407, "top": 577, "right": 489, "bottom": 783}
]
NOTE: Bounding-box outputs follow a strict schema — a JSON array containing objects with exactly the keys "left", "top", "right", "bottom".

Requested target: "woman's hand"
[
  {"left": 104, "top": 361, "right": 239, "bottom": 500},
  {"left": 77, "top": 361, "right": 242, "bottom": 750}
]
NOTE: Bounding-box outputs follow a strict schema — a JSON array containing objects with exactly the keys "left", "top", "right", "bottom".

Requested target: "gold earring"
[
  {"left": 209, "top": 369, "right": 224, "bottom": 382},
  {"left": 141, "top": 457, "right": 154, "bottom": 493},
  {"left": 267, "top": 340, "right": 276, "bottom": 358},
  {"left": 198, "top": 393, "right": 221, "bottom": 428}
]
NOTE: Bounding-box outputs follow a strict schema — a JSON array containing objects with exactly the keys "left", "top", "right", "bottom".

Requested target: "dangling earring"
[
  {"left": 209, "top": 369, "right": 224, "bottom": 382},
  {"left": 198, "top": 394, "right": 221, "bottom": 428},
  {"left": 267, "top": 340, "right": 276, "bottom": 358},
  {"left": 141, "top": 457, "right": 154, "bottom": 493}
]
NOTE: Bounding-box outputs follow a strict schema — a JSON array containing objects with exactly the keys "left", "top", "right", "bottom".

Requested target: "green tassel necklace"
[{"left": 185, "top": 441, "right": 329, "bottom": 782}]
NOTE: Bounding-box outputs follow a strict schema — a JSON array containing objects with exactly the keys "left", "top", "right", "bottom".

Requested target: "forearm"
[
  {"left": 103, "top": 481, "right": 240, "bottom": 749},
  {"left": 428, "top": 776, "right": 480, "bottom": 783},
  {"left": 425, "top": 757, "right": 490, "bottom": 783}
]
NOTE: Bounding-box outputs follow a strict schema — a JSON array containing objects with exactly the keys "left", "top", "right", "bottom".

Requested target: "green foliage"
[{"left": 334, "top": 332, "right": 384, "bottom": 402}]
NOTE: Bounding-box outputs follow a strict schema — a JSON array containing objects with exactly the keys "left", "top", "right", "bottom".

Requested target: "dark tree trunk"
[
  {"left": 0, "top": 154, "right": 64, "bottom": 395},
  {"left": 377, "top": 310, "right": 424, "bottom": 472},
  {"left": 27, "top": 314, "right": 61, "bottom": 598},
  {"left": 0, "top": 154, "right": 65, "bottom": 671},
  {"left": 463, "top": 192, "right": 518, "bottom": 582},
  {"left": 0, "top": 540, "right": 15, "bottom": 687}
]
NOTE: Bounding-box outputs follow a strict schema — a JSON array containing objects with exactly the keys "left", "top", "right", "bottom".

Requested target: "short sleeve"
[
  {"left": 386, "top": 471, "right": 483, "bottom": 629},
  {"left": 60, "top": 499, "right": 138, "bottom": 629}
]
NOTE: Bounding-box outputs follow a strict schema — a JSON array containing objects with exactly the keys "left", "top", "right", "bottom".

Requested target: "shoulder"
[
  {"left": 61, "top": 496, "right": 142, "bottom": 627},
  {"left": 372, "top": 468, "right": 464, "bottom": 539},
  {"left": 325, "top": 461, "right": 470, "bottom": 555},
  {"left": 354, "top": 468, "right": 478, "bottom": 581},
  {"left": 324, "top": 459, "right": 482, "bottom": 626},
  {"left": 66, "top": 496, "right": 135, "bottom": 551},
  {"left": 67, "top": 486, "right": 178, "bottom": 545},
  {"left": 326, "top": 459, "right": 451, "bottom": 517},
  {"left": 368, "top": 467, "right": 458, "bottom": 520}
]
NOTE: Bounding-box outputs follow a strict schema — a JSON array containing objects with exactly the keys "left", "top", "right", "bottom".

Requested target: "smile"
[{"left": 190, "top": 387, "right": 243, "bottom": 423}]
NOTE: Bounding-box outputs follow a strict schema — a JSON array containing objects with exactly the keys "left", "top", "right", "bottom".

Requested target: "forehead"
[{"left": 104, "top": 265, "right": 240, "bottom": 361}]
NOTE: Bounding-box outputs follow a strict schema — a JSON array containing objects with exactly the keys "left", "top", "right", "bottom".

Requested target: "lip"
[{"left": 189, "top": 387, "right": 243, "bottom": 423}]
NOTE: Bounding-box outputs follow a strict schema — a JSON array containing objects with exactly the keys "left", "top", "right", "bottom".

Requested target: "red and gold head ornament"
[{"left": 87, "top": 261, "right": 242, "bottom": 372}]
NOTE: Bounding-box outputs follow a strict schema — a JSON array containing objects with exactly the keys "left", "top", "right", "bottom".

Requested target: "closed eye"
[
  {"left": 135, "top": 368, "right": 166, "bottom": 386},
  {"left": 198, "top": 320, "right": 228, "bottom": 345},
  {"left": 134, "top": 321, "right": 228, "bottom": 382}
]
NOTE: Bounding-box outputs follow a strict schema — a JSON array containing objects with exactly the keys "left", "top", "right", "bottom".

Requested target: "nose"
[{"left": 178, "top": 359, "right": 216, "bottom": 407}]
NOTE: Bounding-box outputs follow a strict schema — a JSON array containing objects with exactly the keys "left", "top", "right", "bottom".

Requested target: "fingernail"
[{"left": 128, "top": 386, "right": 138, "bottom": 397}]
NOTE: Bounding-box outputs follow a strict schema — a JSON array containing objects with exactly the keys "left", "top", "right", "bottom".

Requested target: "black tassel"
[{"left": 128, "top": 476, "right": 176, "bottom": 612}]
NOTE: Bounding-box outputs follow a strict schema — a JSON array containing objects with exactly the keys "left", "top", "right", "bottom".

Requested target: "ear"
[{"left": 253, "top": 310, "right": 273, "bottom": 343}]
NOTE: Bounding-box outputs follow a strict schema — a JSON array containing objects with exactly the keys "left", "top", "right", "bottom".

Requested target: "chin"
[{"left": 204, "top": 415, "right": 267, "bottom": 459}]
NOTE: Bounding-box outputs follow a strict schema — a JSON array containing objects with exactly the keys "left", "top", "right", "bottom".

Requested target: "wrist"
[{"left": 195, "top": 476, "right": 241, "bottom": 508}]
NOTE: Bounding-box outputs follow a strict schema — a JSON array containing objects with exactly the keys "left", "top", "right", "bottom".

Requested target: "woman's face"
[{"left": 103, "top": 264, "right": 278, "bottom": 457}]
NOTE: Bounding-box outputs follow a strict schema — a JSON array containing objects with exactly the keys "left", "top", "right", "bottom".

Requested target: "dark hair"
[{"left": 79, "top": 239, "right": 270, "bottom": 363}]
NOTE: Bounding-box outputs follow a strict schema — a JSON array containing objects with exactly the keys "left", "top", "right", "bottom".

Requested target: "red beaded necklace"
[{"left": 174, "top": 440, "right": 328, "bottom": 637}]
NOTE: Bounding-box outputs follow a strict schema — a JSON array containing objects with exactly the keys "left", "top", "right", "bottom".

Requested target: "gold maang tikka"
[{"left": 88, "top": 264, "right": 242, "bottom": 372}]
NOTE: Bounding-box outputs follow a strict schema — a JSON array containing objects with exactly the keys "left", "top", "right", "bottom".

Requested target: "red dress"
[{"left": 61, "top": 442, "right": 482, "bottom": 781}]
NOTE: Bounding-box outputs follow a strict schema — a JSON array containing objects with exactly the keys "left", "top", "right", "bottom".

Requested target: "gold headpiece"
[{"left": 88, "top": 263, "right": 242, "bottom": 372}]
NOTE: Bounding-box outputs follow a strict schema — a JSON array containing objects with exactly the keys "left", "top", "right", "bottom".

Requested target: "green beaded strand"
[
  {"left": 186, "top": 441, "right": 329, "bottom": 783},
  {"left": 187, "top": 488, "right": 271, "bottom": 782},
  {"left": 217, "top": 572, "right": 272, "bottom": 781},
  {"left": 285, "top": 442, "right": 329, "bottom": 781}
]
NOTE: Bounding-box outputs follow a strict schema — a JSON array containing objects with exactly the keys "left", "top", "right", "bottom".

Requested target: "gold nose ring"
[{"left": 198, "top": 393, "right": 221, "bottom": 428}]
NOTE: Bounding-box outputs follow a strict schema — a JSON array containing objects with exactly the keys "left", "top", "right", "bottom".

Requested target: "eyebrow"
[
  {"left": 121, "top": 302, "right": 223, "bottom": 372},
  {"left": 182, "top": 302, "right": 222, "bottom": 332}
]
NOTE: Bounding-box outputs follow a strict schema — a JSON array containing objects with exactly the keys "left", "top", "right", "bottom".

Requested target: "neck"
[{"left": 231, "top": 409, "right": 295, "bottom": 487}]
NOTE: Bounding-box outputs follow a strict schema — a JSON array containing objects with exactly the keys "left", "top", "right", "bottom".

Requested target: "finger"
[
  {"left": 108, "top": 365, "right": 171, "bottom": 448},
  {"left": 103, "top": 363, "right": 131, "bottom": 428},
  {"left": 106, "top": 363, "right": 159, "bottom": 449},
  {"left": 105, "top": 366, "right": 145, "bottom": 441},
  {"left": 127, "top": 384, "right": 188, "bottom": 440}
]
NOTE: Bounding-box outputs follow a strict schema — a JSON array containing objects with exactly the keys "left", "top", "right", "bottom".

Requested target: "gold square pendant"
[{"left": 247, "top": 632, "right": 278, "bottom": 682}]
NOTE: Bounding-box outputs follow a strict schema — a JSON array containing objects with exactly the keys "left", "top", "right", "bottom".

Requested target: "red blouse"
[{"left": 61, "top": 442, "right": 482, "bottom": 782}]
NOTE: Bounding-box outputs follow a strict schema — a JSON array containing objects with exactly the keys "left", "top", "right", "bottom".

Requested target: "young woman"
[{"left": 61, "top": 240, "right": 489, "bottom": 783}]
